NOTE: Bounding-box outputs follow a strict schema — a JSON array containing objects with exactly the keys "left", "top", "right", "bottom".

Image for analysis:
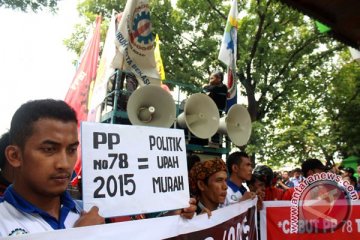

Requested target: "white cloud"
[{"left": 0, "top": 0, "right": 79, "bottom": 133}]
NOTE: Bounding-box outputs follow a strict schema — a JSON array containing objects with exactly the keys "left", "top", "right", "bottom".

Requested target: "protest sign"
[{"left": 81, "top": 122, "right": 189, "bottom": 217}]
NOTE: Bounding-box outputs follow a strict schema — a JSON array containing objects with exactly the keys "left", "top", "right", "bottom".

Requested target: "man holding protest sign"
[{"left": 0, "top": 99, "right": 104, "bottom": 237}]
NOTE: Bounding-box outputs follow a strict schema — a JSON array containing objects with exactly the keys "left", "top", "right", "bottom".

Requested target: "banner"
[
  {"left": 87, "top": 11, "right": 117, "bottom": 121},
  {"left": 154, "top": 34, "right": 166, "bottom": 80},
  {"left": 3, "top": 199, "right": 257, "bottom": 240},
  {"left": 112, "top": 0, "right": 160, "bottom": 86},
  {"left": 218, "top": 0, "right": 238, "bottom": 112},
  {"left": 260, "top": 200, "right": 360, "bottom": 240},
  {"left": 81, "top": 122, "right": 189, "bottom": 217},
  {"left": 64, "top": 16, "right": 102, "bottom": 181}
]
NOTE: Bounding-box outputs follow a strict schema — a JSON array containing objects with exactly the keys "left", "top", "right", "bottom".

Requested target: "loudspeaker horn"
[
  {"left": 127, "top": 85, "right": 176, "bottom": 128},
  {"left": 177, "top": 93, "right": 220, "bottom": 139},
  {"left": 218, "top": 104, "right": 252, "bottom": 146}
]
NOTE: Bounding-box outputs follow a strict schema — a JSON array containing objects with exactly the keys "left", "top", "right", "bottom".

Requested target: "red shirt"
[{"left": 264, "top": 186, "right": 284, "bottom": 201}]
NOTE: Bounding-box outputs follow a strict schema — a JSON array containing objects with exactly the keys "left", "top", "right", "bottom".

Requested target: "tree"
[
  {"left": 65, "top": 0, "right": 349, "bottom": 166},
  {"left": 328, "top": 60, "right": 360, "bottom": 158},
  {"left": 0, "top": 0, "right": 59, "bottom": 12}
]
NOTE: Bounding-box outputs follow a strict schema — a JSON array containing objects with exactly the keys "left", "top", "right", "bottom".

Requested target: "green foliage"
[
  {"left": 65, "top": 0, "right": 356, "bottom": 166},
  {"left": 0, "top": 0, "right": 59, "bottom": 12},
  {"left": 328, "top": 60, "right": 360, "bottom": 157}
]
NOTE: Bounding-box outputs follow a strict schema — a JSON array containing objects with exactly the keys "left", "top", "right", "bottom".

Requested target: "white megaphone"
[
  {"left": 177, "top": 93, "right": 220, "bottom": 139},
  {"left": 127, "top": 85, "right": 176, "bottom": 128},
  {"left": 218, "top": 104, "right": 252, "bottom": 146}
]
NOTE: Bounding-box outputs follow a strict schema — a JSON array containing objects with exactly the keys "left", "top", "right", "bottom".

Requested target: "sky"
[{"left": 0, "top": 0, "right": 80, "bottom": 134}]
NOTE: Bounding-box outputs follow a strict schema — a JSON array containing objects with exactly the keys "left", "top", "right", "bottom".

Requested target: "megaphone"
[
  {"left": 218, "top": 104, "right": 252, "bottom": 146},
  {"left": 127, "top": 85, "right": 176, "bottom": 128},
  {"left": 177, "top": 93, "right": 220, "bottom": 139}
]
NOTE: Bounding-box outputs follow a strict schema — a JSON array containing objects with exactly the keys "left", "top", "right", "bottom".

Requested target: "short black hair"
[
  {"left": 226, "top": 151, "right": 249, "bottom": 174},
  {"left": 0, "top": 131, "right": 10, "bottom": 169},
  {"left": 349, "top": 175, "right": 357, "bottom": 186},
  {"left": 187, "top": 154, "right": 201, "bottom": 171},
  {"left": 301, "top": 158, "right": 327, "bottom": 178},
  {"left": 343, "top": 167, "right": 355, "bottom": 176},
  {"left": 246, "top": 173, "right": 266, "bottom": 187},
  {"left": 10, "top": 99, "right": 78, "bottom": 149},
  {"left": 214, "top": 72, "right": 224, "bottom": 82},
  {"left": 253, "top": 165, "right": 274, "bottom": 187}
]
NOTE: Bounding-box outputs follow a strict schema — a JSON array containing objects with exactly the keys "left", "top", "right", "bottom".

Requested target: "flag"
[
  {"left": 315, "top": 21, "right": 331, "bottom": 33},
  {"left": 64, "top": 16, "right": 102, "bottom": 184},
  {"left": 218, "top": 0, "right": 238, "bottom": 112},
  {"left": 154, "top": 34, "right": 166, "bottom": 80},
  {"left": 88, "top": 11, "right": 118, "bottom": 121},
  {"left": 112, "top": 0, "right": 160, "bottom": 86}
]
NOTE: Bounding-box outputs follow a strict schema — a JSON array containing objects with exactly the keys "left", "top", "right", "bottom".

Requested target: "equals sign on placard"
[{"left": 137, "top": 158, "right": 149, "bottom": 169}]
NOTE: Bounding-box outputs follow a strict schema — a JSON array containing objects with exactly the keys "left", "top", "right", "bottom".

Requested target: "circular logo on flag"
[{"left": 130, "top": 5, "right": 154, "bottom": 51}]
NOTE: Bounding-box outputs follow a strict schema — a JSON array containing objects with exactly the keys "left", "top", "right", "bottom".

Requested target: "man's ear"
[
  {"left": 232, "top": 164, "right": 238, "bottom": 173},
  {"left": 197, "top": 180, "right": 206, "bottom": 191},
  {"left": 5, "top": 145, "right": 22, "bottom": 168}
]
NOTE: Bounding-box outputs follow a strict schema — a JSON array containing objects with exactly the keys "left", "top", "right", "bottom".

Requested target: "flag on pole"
[
  {"left": 112, "top": 0, "right": 160, "bottom": 86},
  {"left": 88, "top": 11, "right": 118, "bottom": 121},
  {"left": 154, "top": 34, "right": 166, "bottom": 80},
  {"left": 315, "top": 21, "right": 331, "bottom": 33},
  {"left": 65, "top": 16, "right": 102, "bottom": 184},
  {"left": 218, "top": 0, "right": 238, "bottom": 112}
]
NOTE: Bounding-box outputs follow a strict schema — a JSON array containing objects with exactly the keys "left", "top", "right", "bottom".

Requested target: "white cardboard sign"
[{"left": 81, "top": 122, "right": 189, "bottom": 218}]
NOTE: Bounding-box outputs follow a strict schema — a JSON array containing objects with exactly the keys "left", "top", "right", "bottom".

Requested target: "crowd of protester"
[
  {"left": 186, "top": 153, "right": 360, "bottom": 213},
  {"left": 0, "top": 99, "right": 360, "bottom": 237}
]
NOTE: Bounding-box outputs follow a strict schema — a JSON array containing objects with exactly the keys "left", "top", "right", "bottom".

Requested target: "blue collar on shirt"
[
  {"left": 227, "top": 179, "right": 247, "bottom": 195},
  {"left": 3, "top": 185, "right": 79, "bottom": 230}
]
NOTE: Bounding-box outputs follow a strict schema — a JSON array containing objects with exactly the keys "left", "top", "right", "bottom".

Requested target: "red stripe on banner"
[
  {"left": 226, "top": 68, "right": 237, "bottom": 112},
  {"left": 64, "top": 16, "right": 102, "bottom": 185},
  {"left": 262, "top": 201, "right": 360, "bottom": 240}
]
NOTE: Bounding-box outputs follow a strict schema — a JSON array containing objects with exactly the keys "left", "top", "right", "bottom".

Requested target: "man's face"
[
  {"left": 209, "top": 74, "right": 220, "bottom": 85},
  {"left": 249, "top": 179, "right": 266, "bottom": 193},
  {"left": 282, "top": 172, "right": 289, "bottom": 180},
  {"left": 201, "top": 170, "right": 228, "bottom": 205},
  {"left": 293, "top": 171, "right": 301, "bottom": 179},
  {"left": 341, "top": 170, "right": 349, "bottom": 178},
  {"left": 237, "top": 157, "right": 253, "bottom": 181},
  {"left": 13, "top": 118, "right": 79, "bottom": 198}
]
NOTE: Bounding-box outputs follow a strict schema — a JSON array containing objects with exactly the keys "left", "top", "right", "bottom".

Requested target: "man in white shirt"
[
  {"left": 224, "top": 152, "right": 255, "bottom": 205},
  {"left": 0, "top": 99, "right": 104, "bottom": 237}
]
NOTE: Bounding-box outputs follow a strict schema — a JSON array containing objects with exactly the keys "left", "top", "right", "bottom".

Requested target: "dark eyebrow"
[
  {"left": 41, "top": 140, "right": 60, "bottom": 146},
  {"left": 70, "top": 141, "right": 80, "bottom": 148},
  {"left": 41, "top": 140, "right": 79, "bottom": 147}
]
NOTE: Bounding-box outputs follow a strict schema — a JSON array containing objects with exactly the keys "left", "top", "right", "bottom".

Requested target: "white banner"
[
  {"left": 2, "top": 199, "right": 257, "bottom": 240},
  {"left": 87, "top": 10, "right": 117, "bottom": 118},
  {"left": 218, "top": 0, "right": 238, "bottom": 67},
  {"left": 81, "top": 122, "right": 189, "bottom": 217},
  {"left": 112, "top": 0, "right": 160, "bottom": 85}
]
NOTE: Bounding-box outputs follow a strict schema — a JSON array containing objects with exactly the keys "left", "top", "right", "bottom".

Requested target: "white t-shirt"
[
  {"left": 0, "top": 186, "right": 81, "bottom": 237},
  {"left": 224, "top": 180, "right": 248, "bottom": 206}
]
